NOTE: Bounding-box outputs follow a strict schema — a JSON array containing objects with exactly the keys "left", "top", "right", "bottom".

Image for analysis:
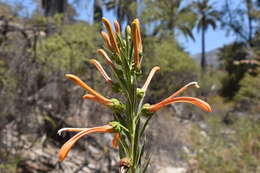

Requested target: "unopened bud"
[
  {"left": 136, "top": 88, "right": 145, "bottom": 98},
  {"left": 119, "top": 157, "right": 131, "bottom": 171},
  {"left": 141, "top": 104, "right": 153, "bottom": 116},
  {"left": 109, "top": 98, "right": 125, "bottom": 113},
  {"left": 126, "top": 25, "right": 131, "bottom": 35}
]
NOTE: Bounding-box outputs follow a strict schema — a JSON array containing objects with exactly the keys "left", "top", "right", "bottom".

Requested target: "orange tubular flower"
[
  {"left": 100, "top": 31, "right": 112, "bottom": 50},
  {"left": 131, "top": 19, "right": 142, "bottom": 68},
  {"left": 65, "top": 74, "right": 111, "bottom": 105},
  {"left": 82, "top": 93, "right": 111, "bottom": 105},
  {"left": 146, "top": 82, "right": 212, "bottom": 113},
  {"left": 97, "top": 49, "right": 115, "bottom": 68},
  {"left": 112, "top": 132, "right": 120, "bottom": 149},
  {"left": 136, "top": 21, "right": 142, "bottom": 50},
  {"left": 114, "top": 20, "right": 121, "bottom": 33},
  {"left": 142, "top": 66, "right": 160, "bottom": 92},
  {"left": 131, "top": 19, "right": 139, "bottom": 68},
  {"left": 82, "top": 93, "right": 96, "bottom": 100},
  {"left": 102, "top": 17, "right": 120, "bottom": 54},
  {"left": 148, "top": 97, "right": 212, "bottom": 113},
  {"left": 89, "top": 59, "right": 112, "bottom": 83},
  {"left": 58, "top": 125, "right": 114, "bottom": 161}
]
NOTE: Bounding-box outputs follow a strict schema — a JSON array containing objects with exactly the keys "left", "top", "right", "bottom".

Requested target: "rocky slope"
[{"left": 1, "top": 95, "right": 200, "bottom": 173}]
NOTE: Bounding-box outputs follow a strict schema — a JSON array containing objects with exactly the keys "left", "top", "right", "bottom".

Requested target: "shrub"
[
  {"left": 189, "top": 115, "right": 260, "bottom": 173},
  {"left": 36, "top": 23, "right": 100, "bottom": 74},
  {"left": 234, "top": 73, "right": 260, "bottom": 113}
]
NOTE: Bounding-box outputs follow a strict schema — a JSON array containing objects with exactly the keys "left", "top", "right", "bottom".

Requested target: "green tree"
[
  {"left": 192, "top": 0, "right": 219, "bottom": 71},
  {"left": 218, "top": 26, "right": 260, "bottom": 99},
  {"left": 94, "top": 0, "right": 103, "bottom": 23},
  {"left": 218, "top": 42, "right": 248, "bottom": 98},
  {"left": 142, "top": 0, "right": 195, "bottom": 39},
  {"left": 234, "top": 73, "right": 260, "bottom": 113},
  {"left": 36, "top": 23, "right": 100, "bottom": 73},
  {"left": 220, "top": 0, "right": 260, "bottom": 45}
]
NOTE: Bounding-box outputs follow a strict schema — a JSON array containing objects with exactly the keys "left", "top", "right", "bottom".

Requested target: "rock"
[{"left": 158, "top": 166, "right": 186, "bottom": 173}]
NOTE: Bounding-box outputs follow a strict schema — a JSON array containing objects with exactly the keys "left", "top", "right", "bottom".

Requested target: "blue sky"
[
  {"left": 177, "top": 0, "right": 238, "bottom": 55},
  {"left": 75, "top": 0, "right": 238, "bottom": 55},
  {"left": 3, "top": 0, "right": 239, "bottom": 55},
  {"left": 178, "top": 26, "right": 236, "bottom": 55}
]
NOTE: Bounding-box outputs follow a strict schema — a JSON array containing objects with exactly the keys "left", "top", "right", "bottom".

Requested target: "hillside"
[{"left": 191, "top": 49, "right": 220, "bottom": 68}]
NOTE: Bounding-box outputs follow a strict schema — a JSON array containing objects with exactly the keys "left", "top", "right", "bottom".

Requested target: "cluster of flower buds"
[{"left": 57, "top": 17, "right": 144, "bottom": 161}]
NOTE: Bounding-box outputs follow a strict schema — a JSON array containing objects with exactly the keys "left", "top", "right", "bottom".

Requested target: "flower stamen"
[
  {"left": 168, "top": 81, "right": 200, "bottom": 99},
  {"left": 58, "top": 128, "right": 90, "bottom": 136}
]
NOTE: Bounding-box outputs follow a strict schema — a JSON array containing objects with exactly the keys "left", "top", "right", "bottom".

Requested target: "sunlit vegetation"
[{"left": 0, "top": 0, "right": 259, "bottom": 172}]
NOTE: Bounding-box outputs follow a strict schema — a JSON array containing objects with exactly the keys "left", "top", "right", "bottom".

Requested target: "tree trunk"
[
  {"left": 248, "top": 15, "right": 253, "bottom": 44},
  {"left": 41, "top": 0, "right": 67, "bottom": 17},
  {"left": 245, "top": 0, "right": 253, "bottom": 45},
  {"left": 201, "top": 17, "right": 206, "bottom": 72}
]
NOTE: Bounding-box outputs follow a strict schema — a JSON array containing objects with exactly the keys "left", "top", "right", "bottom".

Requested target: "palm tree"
[
  {"left": 220, "top": 0, "right": 257, "bottom": 46},
  {"left": 94, "top": 0, "right": 103, "bottom": 24},
  {"left": 40, "top": 0, "right": 67, "bottom": 17},
  {"left": 143, "top": 0, "right": 196, "bottom": 39},
  {"left": 105, "top": 0, "right": 137, "bottom": 26},
  {"left": 193, "top": 0, "right": 219, "bottom": 71}
]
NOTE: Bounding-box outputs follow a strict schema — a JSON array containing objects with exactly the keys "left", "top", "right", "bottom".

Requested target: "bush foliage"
[
  {"left": 36, "top": 22, "right": 100, "bottom": 74},
  {"left": 189, "top": 115, "right": 260, "bottom": 173}
]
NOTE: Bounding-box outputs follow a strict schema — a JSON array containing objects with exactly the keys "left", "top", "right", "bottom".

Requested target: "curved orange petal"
[
  {"left": 83, "top": 94, "right": 111, "bottom": 105},
  {"left": 82, "top": 94, "right": 96, "bottom": 100},
  {"left": 58, "top": 125, "right": 114, "bottom": 161},
  {"left": 171, "top": 97, "right": 212, "bottom": 112},
  {"left": 148, "top": 97, "right": 212, "bottom": 113},
  {"left": 89, "top": 59, "right": 112, "bottom": 83},
  {"left": 65, "top": 74, "right": 111, "bottom": 104},
  {"left": 112, "top": 133, "right": 120, "bottom": 149},
  {"left": 142, "top": 66, "right": 160, "bottom": 92}
]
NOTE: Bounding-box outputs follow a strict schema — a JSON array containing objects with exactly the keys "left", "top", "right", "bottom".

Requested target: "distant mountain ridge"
[{"left": 191, "top": 49, "right": 220, "bottom": 68}]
